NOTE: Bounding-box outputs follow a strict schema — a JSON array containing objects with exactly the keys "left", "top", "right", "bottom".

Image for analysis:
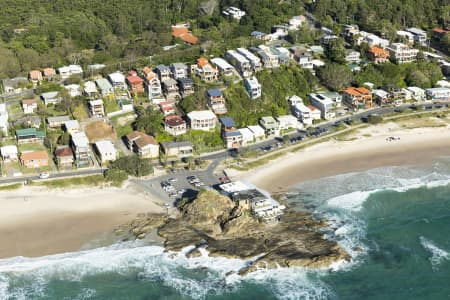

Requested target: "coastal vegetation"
[
  {"left": 0, "top": 183, "right": 22, "bottom": 191},
  {"left": 32, "top": 174, "right": 106, "bottom": 188}
]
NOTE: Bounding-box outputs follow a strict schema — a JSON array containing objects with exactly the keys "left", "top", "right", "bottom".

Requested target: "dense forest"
[{"left": 0, "top": 0, "right": 447, "bottom": 78}]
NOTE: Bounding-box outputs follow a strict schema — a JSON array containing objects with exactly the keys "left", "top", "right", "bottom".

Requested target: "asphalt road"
[{"left": 0, "top": 168, "right": 104, "bottom": 185}]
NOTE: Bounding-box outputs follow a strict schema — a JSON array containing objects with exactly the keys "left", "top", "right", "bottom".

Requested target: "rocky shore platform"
[{"left": 115, "top": 190, "right": 350, "bottom": 275}]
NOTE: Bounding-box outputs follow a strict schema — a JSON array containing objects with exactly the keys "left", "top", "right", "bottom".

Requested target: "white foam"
[
  {"left": 419, "top": 236, "right": 450, "bottom": 269},
  {"left": 326, "top": 190, "right": 377, "bottom": 212}
]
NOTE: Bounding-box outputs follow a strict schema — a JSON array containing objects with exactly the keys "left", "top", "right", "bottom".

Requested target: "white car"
[{"left": 39, "top": 172, "right": 50, "bottom": 179}]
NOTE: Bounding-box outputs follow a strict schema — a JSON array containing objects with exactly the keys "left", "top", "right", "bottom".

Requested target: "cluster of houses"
[{"left": 219, "top": 180, "right": 286, "bottom": 222}]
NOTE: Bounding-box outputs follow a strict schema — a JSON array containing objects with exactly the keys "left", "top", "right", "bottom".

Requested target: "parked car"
[{"left": 39, "top": 172, "right": 50, "bottom": 179}]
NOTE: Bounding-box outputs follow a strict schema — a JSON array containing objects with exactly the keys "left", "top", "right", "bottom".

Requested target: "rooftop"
[
  {"left": 207, "top": 89, "right": 223, "bottom": 97},
  {"left": 95, "top": 140, "right": 116, "bottom": 154},
  {"left": 219, "top": 116, "right": 236, "bottom": 128},
  {"left": 187, "top": 110, "right": 217, "bottom": 120},
  {"left": 21, "top": 151, "right": 48, "bottom": 161}
]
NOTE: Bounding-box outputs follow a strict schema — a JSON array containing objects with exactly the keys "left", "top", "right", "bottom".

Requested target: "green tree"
[{"left": 317, "top": 63, "right": 353, "bottom": 91}]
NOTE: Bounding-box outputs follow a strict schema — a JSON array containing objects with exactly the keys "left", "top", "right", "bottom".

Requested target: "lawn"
[
  {"left": 84, "top": 120, "right": 117, "bottom": 142},
  {"left": 18, "top": 143, "right": 47, "bottom": 152},
  {"left": 103, "top": 98, "right": 121, "bottom": 114}
]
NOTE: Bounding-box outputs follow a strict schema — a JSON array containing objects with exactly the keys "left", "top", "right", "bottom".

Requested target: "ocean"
[{"left": 1, "top": 159, "right": 450, "bottom": 300}]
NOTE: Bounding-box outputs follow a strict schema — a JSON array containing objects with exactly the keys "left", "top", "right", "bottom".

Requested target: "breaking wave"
[{"left": 419, "top": 236, "right": 450, "bottom": 270}]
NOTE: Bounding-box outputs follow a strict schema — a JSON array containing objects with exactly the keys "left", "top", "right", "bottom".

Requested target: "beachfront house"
[
  {"left": 382, "top": 84, "right": 407, "bottom": 105},
  {"left": 259, "top": 116, "right": 280, "bottom": 137},
  {"left": 310, "top": 93, "right": 335, "bottom": 119},
  {"left": 247, "top": 125, "right": 266, "bottom": 141},
  {"left": 187, "top": 110, "right": 217, "bottom": 131},
  {"left": 292, "top": 103, "right": 313, "bottom": 125},
  {"left": 219, "top": 117, "right": 242, "bottom": 148},
  {"left": 425, "top": 88, "right": 450, "bottom": 101},
  {"left": 372, "top": 89, "right": 391, "bottom": 106},
  {"left": 244, "top": 76, "right": 261, "bottom": 99},
  {"left": 276, "top": 115, "right": 300, "bottom": 130},
  {"left": 0, "top": 145, "right": 18, "bottom": 162},
  {"left": 164, "top": 115, "right": 187, "bottom": 136},
  {"left": 206, "top": 89, "right": 227, "bottom": 115},
  {"left": 406, "top": 87, "right": 426, "bottom": 101},
  {"left": 341, "top": 87, "right": 373, "bottom": 110},
  {"left": 126, "top": 131, "right": 159, "bottom": 158},
  {"left": 94, "top": 140, "right": 117, "bottom": 164},
  {"left": 54, "top": 146, "right": 74, "bottom": 168},
  {"left": 20, "top": 151, "right": 49, "bottom": 168},
  {"left": 71, "top": 131, "right": 91, "bottom": 168},
  {"left": 160, "top": 141, "right": 194, "bottom": 158}
]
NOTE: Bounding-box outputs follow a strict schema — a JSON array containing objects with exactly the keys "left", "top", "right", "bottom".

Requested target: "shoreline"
[
  {"left": 233, "top": 122, "right": 450, "bottom": 192},
  {"left": 0, "top": 183, "right": 164, "bottom": 258}
]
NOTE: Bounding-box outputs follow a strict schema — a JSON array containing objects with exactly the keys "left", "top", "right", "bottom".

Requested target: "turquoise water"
[{"left": 1, "top": 162, "right": 450, "bottom": 299}]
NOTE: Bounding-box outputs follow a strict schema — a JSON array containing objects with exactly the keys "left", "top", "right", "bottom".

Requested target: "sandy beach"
[
  {"left": 234, "top": 122, "right": 450, "bottom": 192},
  {"left": 0, "top": 183, "right": 164, "bottom": 258}
]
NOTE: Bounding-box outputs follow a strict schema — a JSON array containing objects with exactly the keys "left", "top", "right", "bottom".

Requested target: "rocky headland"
[{"left": 116, "top": 190, "right": 350, "bottom": 275}]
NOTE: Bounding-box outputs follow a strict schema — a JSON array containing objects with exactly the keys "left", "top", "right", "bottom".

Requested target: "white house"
[
  {"left": 226, "top": 50, "right": 252, "bottom": 77},
  {"left": 237, "top": 48, "right": 263, "bottom": 72},
  {"left": 64, "top": 84, "right": 82, "bottom": 98},
  {"left": 406, "top": 87, "right": 426, "bottom": 101},
  {"left": 244, "top": 76, "right": 261, "bottom": 99},
  {"left": 95, "top": 78, "right": 114, "bottom": 96},
  {"left": 108, "top": 72, "right": 126, "bottom": 89},
  {"left": 41, "top": 91, "right": 61, "bottom": 106},
  {"left": 292, "top": 103, "right": 312, "bottom": 125},
  {"left": 58, "top": 65, "right": 83, "bottom": 79},
  {"left": 0, "top": 103, "right": 9, "bottom": 136},
  {"left": 94, "top": 140, "right": 117, "bottom": 164},
  {"left": 89, "top": 99, "right": 105, "bottom": 118},
  {"left": 83, "top": 81, "right": 98, "bottom": 97},
  {"left": 21, "top": 99, "right": 37, "bottom": 114},
  {"left": 405, "top": 28, "right": 427, "bottom": 45},
  {"left": 210, "top": 58, "right": 236, "bottom": 77},
  {"left": 386, "top": 43, "right": 419, "bottom": 64},
  {"left": 396, "top": 30, "right": 415, "bottom": 44},
  {"left": 64, "top": 120, "right": 80, "bottom": 135},
  {"left": 187, "top": 110, "right": 217, "bottom": 131},
  {"left": 345, "top": 50, "right": 361, "bottom": 64},
  {"left": 288, "top": 15, "right": 306, "bottom": 30},
  {"left": 310, "top": 93, "right": 335, "bottom": 119},
  {"left": 222, "top": 6, "right": 246, "bottom": 20},
  {"left": 238, "top": 127, "right": 255, "bottom": 146},
  {"left": 0, "top": 145, "right": 18, "bottom": 162},
  {"left": 425, "top": 88, "right": 450, "bottom": 101},
  {"left": 288, "top": 95, "right": 303, "bottom": 106},
  {"left": 247, "top": 125, "right": 266, "bottom": 141},
  {"left": 276, "top": 115, "right": 300, "bottom": 130}
]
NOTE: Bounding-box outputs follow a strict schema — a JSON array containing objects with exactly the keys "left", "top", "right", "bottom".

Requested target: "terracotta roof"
[
  {"left": 126, "top": 131, "right": 143, "bottom": 141},
  {"left": 55, "top": 147, "right": 73, "bottom": 157},
  {"left": 368, "top": 46, "right": 389, "bottom": 55},
  {"left": 127, "top": 75, "right": 143, "bottom": 85},
  {"left": 165, "top": 115, "right": 186, "bottom": 127},
  {"left": 171, "top": 26, "right": 198, "bottom": 44},
  {"left": 29, "top": 70, "right": 42, "bottom": 80},
  {"left": 22, "top": 99, "right": 37, "bottom": 105},
  {"left": 143, "top": 67, "right": 153, "bottom": 76},
  {"left": 21, "top": 151, "right": 48, "bottom": 161},
  {"left": 159, "top": 102, "right": 175, "bottom": 111},
  {"left": 342, "top": 87, "right": 371, "bottom": 96},
  {"left": 172, "top": 26, "right": 189, "bottom": 37},
  {"left": 197, "top": 57, "right": 209, "bottom": 68},
  {"left": 43, "top": 68, "right": 56, "bottom": 77},
  {"left": 433, "top": 28, "right": 450, "bottom": 34},
  {"left": 134, "top": 134, "right": 158, "bottom": 148}
]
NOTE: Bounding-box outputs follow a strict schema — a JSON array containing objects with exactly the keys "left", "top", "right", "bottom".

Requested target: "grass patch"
[
  {"left": 0, "top": 183, "right": 22, "bottom": 191},
  {"left": 18, "top": 143, "right": 47, "bottom": 152},
  {"left": 104, "top": 98, "right": 121, "bottom": 114},
  {"left": 33, "top": 174, "right": 106, "bottom": 188}
]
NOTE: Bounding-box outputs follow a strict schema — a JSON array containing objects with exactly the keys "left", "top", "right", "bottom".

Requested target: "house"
[
  {"left": 254, "top": 45, "right": 280, "bottom": 68},
  {"left": 382, "top": 84, "right": 406, "bottom": 105},
  {"left": 126, "top": 72, "right": 144, "bottom": 95},
  {"left": 341, "top": 87, "right": 373, "bottom": 109},
  {"left": 425, "top": 88, "right": 450, "bottom": 101},
  {"left": 94, "top": 140, "right": 117, "bottom": 164},
  {"left": 0, "top": 105, "right": 9, "bottom": 134},
  {"left": 13, "top": 115, "right": 41, "bottom": 129},
  {"left": 178, "top": 78, "right": 195, "bottom": 98},
  {"left": 272, "top": 25, "right": 290, "bottom": 39},
  {"left": 226, "top": 50, "right": 252, "bottom": 77},
  {"left": 71, "top": 131, "right": 91, "bottom": 168},
  {"left": 164, "top": 115, "right": 187, "bottom": 136},
  {"left": 126, "top": 131, "right": 159, "bottom": 158},
  {"left": 432, "top": 28, "right": 450, "bottom": 42},
  {"left": 238, "top": 127, "right": 255, "bottom": 146},
  {"left": 87, "top": 64, "right": 106, "bottom": 73},
  {"left": 386, "top": 43, "right": 419, "bottom": 64},
  {"left": 21, "top": 99, "right": 37, "bottom": 114},
  {"left": 83, "top": 81, "right": 98, "bottom": 98},
  {"left": 159, "top": 102, "right": 176, "bottom": 116},
  {"left": 288, "top": 15, "right": 306, "bottom": 30},
  {"left": 0, "top": 145, "right": 18, "bottom": 162},
  {"left": 259, "top": 116, "right": 280, "bottom": 136},
  {"left": 220, "top": 117, "right": 237, "bottom": 132},
  {"left": 405, "top": 28, "right": 427, "bottom": 45},
  {"left": 155, "top": 65, "right": 172, "bottom": 82},
  {"left": 162, "top": 78, "right": 181, "bottom": 101},
  {"left": 41, "top": 91, "right": 61, "bottom": 106},
  {"left": 396, "top": 30, "right": 415, "bottom": 44},
  {"left": 144, "top": 70, "right": 164, "bottom": 103},
  {"left": 16, "top": 128, "right": 45, "bottom": 144},
  {"left": 308, "top": 105, "right": 322, "bottom": 120},
  {"left": 363, "top": 33, "right": 390, "bottom": 48},
  {"left": 64, "top": 84, "right": 82, "bottom": 97},
  {"left": 161, "top": 141, "right": 194, "bottom": 158},
  {"left": 289, "top": 46, "right": 314, "bottom": 71},
  {"left": 323, "top": 92, "right": 342, "bottom": 107},
  {"left": 345, "top": 50, "right": 361, "bottom": 64},
  {"left": 57, "top": 65, "right": 83, "bottom": 79},
  {"left": 170, "top": 63, "right": 189, "bottom": 80},
  {"left": 210, "top": 58, "right": 236, "bottom": 77},
  {"left": 272, "top": 47, "right": 290, "bottom": 65},
  {"left": 206, "top": 89, "right": 227, "bottom": 114},
  {"left": 42, "top": 68, "right": 56, "bottom": 80},
  {"left": 187, "top": 110, "right": 217, "bottom": 131},
  {"left": 367, "top": 46, "right": 390, "bottom": 64},
  {"left": 64, "top": 120, "right": 80, "bottom": 135},
  {"left": 54, "top": 146, "right": 74, "bottom": 168},
  {"left": 108, "top": 72, "right": 126, "bottom": 89},
  {"left": 236, "top": 48, "right": 263, "bottom": 72},
  {"left": 20, "top": 151, "right": 49, "bottom": 168},
  {"left": 89, "top": 99, "right": 105, "bottom": 118},
  {"left": 406, "top": 86, "right": 426, "bottom": 101},
  {"left": 47, "top": 116, "right": 71, "bottom": 128},
  {"left": 95, "top": 78, "right": 114, "bottom": 96},
  {"left": 288, "top": 95, "right": 303, "bottom": 107},
  {"left": 244, "top": 76, "right": 261, "bottom": 99},
  {"left": 2, "top": 77, "right": 28, "bottom": 94},
  {"left": 310, "top": 93, "right": 335, "bottom": 119},
  {"left": 193, "top": 58, "right": 219, "bottom": 82},
  {"left": 224, "top": 131, "right": 243, "bottom": 149},
  {"left": 372, "top": 89, "right": 391, "bottom": 106},
  {"left": 276, "top": 115, "right": 300, "bottom": 130},
  {"left": 247, "top": 125, "right": 266, "bottom": 141},
  {"left": 222, "top": 6, "right": 246, "bottom": 20},
  {"left": 29, "top": 70, "right": 43, "bottom": 84},
  {"left": 292, "top": 103, "right": 312, "bottom": 125},
  {"left": 171, "top": 24, "right": 199, "bottom": 45}
]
